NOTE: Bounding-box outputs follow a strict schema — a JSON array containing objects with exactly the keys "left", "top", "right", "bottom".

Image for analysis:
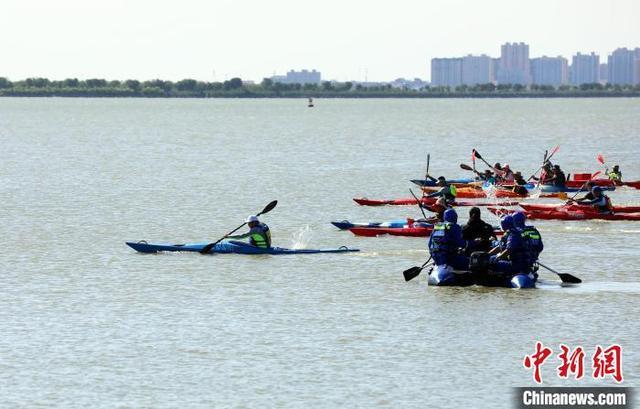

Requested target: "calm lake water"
[{"left": 1, "top": 97, "right": 639, "bottom": 408}]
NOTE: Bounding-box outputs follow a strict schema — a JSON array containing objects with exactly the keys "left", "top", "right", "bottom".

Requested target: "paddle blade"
[
  {"left": 403, "top": 266, "right": 422, "bottom": 282},
  {"left": 460, "top": 163, "right": 473, "bottom": 171},
  {"left": 590, "top": 170, "right": 602, "bottom": 180},
  {"left": 472, "top": 149, "right": 483, "bottom": 160},
  {"left": 259, "top": 200, "right": 278, "bottom": 216},
  {"left": 550, "top": 145, "right": 560, "bottom": 156},
  {"left": 597, "top": 154, "right": 605, "bottom": 165},
  {"left": 558, "top": 273, "right": 582, "bottom": 284}
]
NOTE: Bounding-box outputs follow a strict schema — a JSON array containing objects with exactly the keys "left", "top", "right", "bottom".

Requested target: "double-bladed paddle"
[
  {"left": 538, "top": 261, "right": 581, "bottom": 284},
  {"left": 425, "top": 153, "right": 431, "bottom": 179},
  {"left": 409, "top": 188, "right": 429, "bottom": 220},
  {"left": 528, "top": 145, "right": 560, "bottom": 182},
  {"left": 471, "top": 149, "right": 493, "bottom": 169},
  {"left": 199, "top": 200, "right": 278, "bottom": 254},
  {"left": 597, "top": 153, "right": 610, "bottom": 175},
  {"left": 527, "top": 149, "right": 548, "bottom": 181},
  {"left": 403, "top": 256, "right": 433, "bottom": 282}
]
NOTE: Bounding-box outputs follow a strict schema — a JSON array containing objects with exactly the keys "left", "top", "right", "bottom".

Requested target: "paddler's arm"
[
  {"left": 426, "top": 187, "right": 446, "bottom": 198},
  {"left": 226, "top": 231, "right": 251, "bottom": 239},
  {"left": 487, "top": 245, "right": 501, "bottom": 256},
  {"left": 579, "top": 197, "right": 604, "bottom": 206},
  {"left": 494, "top": 248, "right": 511, "bottom": 260}
]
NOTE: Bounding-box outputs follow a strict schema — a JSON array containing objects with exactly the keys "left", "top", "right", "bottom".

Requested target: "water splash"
[{"left": 290, "top": 225, "right": 313, "bottom": 249}]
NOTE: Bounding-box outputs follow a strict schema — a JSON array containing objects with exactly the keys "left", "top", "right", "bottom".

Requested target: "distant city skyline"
[
  {"left": 431, "top": 44, "right": 640, "bottom": 87},
  {"left": 1, "top": 0, "right": 639, "bottom": 82}
]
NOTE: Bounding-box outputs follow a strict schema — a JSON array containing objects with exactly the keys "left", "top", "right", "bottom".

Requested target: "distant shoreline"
[
  {"left": 2, "top": 92, "right": 639, "bottom": 99},
  {"left": 1, "top": 77, "right": 639, "bottom": 98}
]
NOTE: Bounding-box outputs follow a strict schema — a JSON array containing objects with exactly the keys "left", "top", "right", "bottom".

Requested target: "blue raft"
[
  {"left": 126, "top": 240, "right": 359, "bottom": 255},
  {"left": 427, "top": 265, "right": 536, "bottom": 289}
]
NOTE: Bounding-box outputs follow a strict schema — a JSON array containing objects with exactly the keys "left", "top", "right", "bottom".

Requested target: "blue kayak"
[
  {"left": 539, "top": 184, "right": 615, "bottom": 193},
  {"left": 126, "top": 240, "right": 359, "bottom": 255},
  {"left": 411, "top": 178, "right": 474, "bottom": 187},
  {"left": 427, "top": 265, "right": 536, "bottom": 289}
]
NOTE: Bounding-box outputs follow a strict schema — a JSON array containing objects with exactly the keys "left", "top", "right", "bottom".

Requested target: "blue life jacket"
[
  {"left": 521, "top": 225, "right": 543, "bottom": 260},
  {"left": 429, "top": 222, "right": 464, "bottom": 264},
  {"left": 503, "top": 228, "right": 530, "bottom": 269}
]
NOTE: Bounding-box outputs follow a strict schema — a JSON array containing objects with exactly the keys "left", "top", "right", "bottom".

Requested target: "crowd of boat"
[
  {"left": 127, "top": 146, "right": 638, "bottom": 290},
  {"left": 333, "top": 148, "right": 639, "bottom": 288}
]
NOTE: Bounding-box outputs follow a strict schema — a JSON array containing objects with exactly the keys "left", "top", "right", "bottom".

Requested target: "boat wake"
[{"left": 290, "top": 225, "right": 313, "bottom": 249}]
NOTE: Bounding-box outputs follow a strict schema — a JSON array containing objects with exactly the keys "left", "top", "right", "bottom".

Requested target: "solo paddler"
[
  {"left": 225, "top": 215, "right": 272, "bottom": 248},
  {"left": 424, "top": 176, "right": 457, "bottom": 205}
]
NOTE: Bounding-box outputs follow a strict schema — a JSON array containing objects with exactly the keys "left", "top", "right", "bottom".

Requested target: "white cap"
[{"left": 246, "top": 215, "right": 259, "bottom": 223}]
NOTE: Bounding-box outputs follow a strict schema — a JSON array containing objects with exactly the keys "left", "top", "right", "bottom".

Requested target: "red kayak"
[
  {"left": 565, "top": 174, "right": 640, "bottom": 190},
  {"left": 349, "top": 226, "right": 434, "bottom": 237},
  {"left": 353, "top": 197, "right": 519, "bottom": 207},
  {"left": 622, "top": 181, "right": 640, "bottom": 189},
  {"left": 527, "top": 210, "right": 640, "bottom": 221},
  {"left": 520, "top": 203, "right": 640, "bottom": 214},
  {"left": 488, "top": 207, "right": 640, "bottom": 221}
]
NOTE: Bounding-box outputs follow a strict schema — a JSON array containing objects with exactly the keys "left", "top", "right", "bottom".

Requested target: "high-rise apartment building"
[
  {"left": 599, "top": 63, "right": 608, "bottom": 83},
  {"left": 570, "top": 52, "right": 599, "bottom": 85},
  {"left": 272, "top": 69, "right": 321, "bottom": 84},
  {"left": 431, "top": 58, "right": 463, "bottom": 87},
  {"left": 607, "top": 48, "right": 640, "bottom": 85},
  {"left": 497, "top": 42, "right": 531, "bottom": 85},
  {"left": 461, "top": 55, "right": 494, "bottom": 85},
  {"left": 530, "top": 56, "right": 568, "bottom": 86}
]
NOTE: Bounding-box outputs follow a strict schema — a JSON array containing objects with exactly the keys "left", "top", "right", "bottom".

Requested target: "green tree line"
[{"left": 0, "top": 76, "right": 639, "bottom": 98}]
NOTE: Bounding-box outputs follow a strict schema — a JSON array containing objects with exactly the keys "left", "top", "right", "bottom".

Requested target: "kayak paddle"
[
  {"left": 471, "top": 149, "right": 493, "bottom": 169},
  {"left": 471, "top": 150, "right": 477, "bottom": 172},
  {"left": 403, "top": 256, "right": 433, "bottom": 282},
  {"left": 597, "top": 153, "right": 610, "bottom": 175},
  {"left": 199, "top": 200, "right": 278, "bottom": 254},
  {"left": 538, "top": 261, "right": 581, "bottom": 284},
  {"left": 546, "top": 145, "right": 560, "bottom": 163},
  {"left": 425, "top": 153, "right": 431, "bottom": 179},
  {"left": 528, "top": 145, "right": 560, "bottom": 182},
  {"left": 460, "top": 163, "right": 473, "bottom": 171},
  {"left": 527, "top": 149, "right": 548, "bottom": 181},
  {"left": 409, "top": 189, "right": 429, "bottom": 220}
]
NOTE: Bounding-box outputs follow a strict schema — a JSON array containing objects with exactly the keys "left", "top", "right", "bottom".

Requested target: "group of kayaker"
[{"left": 428, "top": 207, "right": 543, "bottom": 279}]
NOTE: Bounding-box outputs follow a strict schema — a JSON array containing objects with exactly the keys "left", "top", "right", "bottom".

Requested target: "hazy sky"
[{"left": 2, "top": 0, "right": 639, "bottom": 82}]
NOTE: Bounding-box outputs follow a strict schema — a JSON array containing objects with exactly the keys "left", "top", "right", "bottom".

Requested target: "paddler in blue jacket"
[
  {"left": 225, "top": 215, "right": 272, "bottom": 248},
  {"left": 429, "top": 209, "right": 468, "bottom": 270},
  {"left": 488, "top": 215, "right": 531, "bottom": 276},
  {"left": 513, "top": 211, "right": 543, "bottom": 272}
]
